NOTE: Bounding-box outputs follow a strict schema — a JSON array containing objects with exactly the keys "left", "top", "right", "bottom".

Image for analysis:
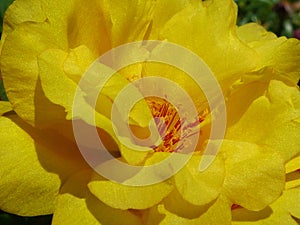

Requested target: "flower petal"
[
  {"left": 285, "top": 171, "right": 300, "bottom": 190},
  {"left": 46, "top": 0, "right": 111, "bottom": 55},
  {"left": 174, "top": 154, "right": 225, "bottom": 206},
  {"left": 0, "top": 22, "right": 67, "bottom": 127},
  {"left": 38, "top": 46, "right": 152, "bottom": 126},
  {"left": 220, "top": 140, "right": 285, "bottom": 211},
  {"left": 236, "top": 23, "right": 277, "bottom": 43},
  {"left": 52, "top": 171, "right": 142, "bottom": 225},
  {"left": 0, "top": 0, "right": 46, "bottom": 51},
  {"left": 160, "top": 0, "right": 258, "bottom": 81},
  {"left": 161, "top": 188, "right": 212, "bottom": 219},
  {"left": 37, "top": 48, "right": 77, "bottom": 116},
  {"left": 232, "top": 207, "right": 298, "bottom": 225},
  {"left": 232, "top": 188, "right": 300, "bottom": 225},
  {"left": 157, "top": 195, "right": 231, "bottom": 225},
  {"left": 0, "top": 0, "right": 112, "bottom": 127},
  {"left": 88, "top": 171, "right": 173, "bottom": 210},
  {"left": 37, "top": 47, "right": 154, "bottom": 158},
  {"left": 279, "top": 188, "right": 300, "bottom": 219},
  {"left": 99, "top": 0, "right": 155, "bottom": 46},
  {"left": 286, "top": 155, "right": 300, "bottom": 173},
  {"left": 237, "top": 23, "right": 300, "bottom": 84},
  {"left": 0, "top": 114, "right": 84, "bottom": 216},
  {"left": 285, "top": 155, "right": 300, "bottom": 190},
  {"left": 226, "top": 80, "right": 300, "bottom": 161},
  {"left": 0, "top": 101, "right": 12, "bottom": 115},
  {"left": 148, "top": 0, "right": 191, "bottom": 39}
]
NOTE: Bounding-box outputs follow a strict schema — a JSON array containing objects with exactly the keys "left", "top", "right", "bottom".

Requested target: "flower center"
[{"left": 146, "top": 97, "right": 205, "bottom": 153}]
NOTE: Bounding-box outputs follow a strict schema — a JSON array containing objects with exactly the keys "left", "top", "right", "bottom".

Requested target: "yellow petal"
[
  {"left": 36, "top": 0, "right": 109, "bottom": 55},
  {"left": 285, "top": 171, "right": 300, "bottom": 190},
  {"left": 286, "top": 156, "right": 300, "bottom": 173},
  {"left": 157, "top": 195, "right": 231, "bottom": 225},
  {"left": 63, "top": 45, "right": 97, "bottom": 84},
  {"left": 160, "top": 0, "right": 257, "bottom": 81},
  {"left": 119, "top": 143, "right": 153, "bottom": 166},
  {"left": 220, "top": 140, "right": 285, "bottom": 211},
  {"left": 161, "top": 188, "right": 215, "bottom": 219},
  {"left": 52, "top": 171, "right": 142, "bottom": 225},
  {"left": 279, "top": 188, "right": 300, "bottom": 219},
  {"left": 1, "top": 0, "right": 111, "bottom": 127},
  {"left": 99, "top": 0, "right": 155, "bottom": 47},
  {"left": 148, "top": 0, "right": 191, "bottom": 39},
  {"left": 256, "top": 39, "right": 300, "bottom": 84},
  {"left": 0, "top": 22, "right": 67, "bottom": 127},
  {"left": 37, "top": 48, "right": 77, "bottom": 115},
  {"left": 232, "top": 188, "right": 300, "bottom": 225},
  {"left": 39, "top": 52, "right": 118, "bottom": 151},
  {"left": 0, "top": 0, "right": 45, "bottom": 51},
  {"left": 38, "top": 47, "right": 153, "bottom": 159},
  {"left": 38, "top": 46, "right": 152, "bottom": 127},
  {"left": 226, "top": 80, "right": 300, "bottom": 162},
  {"left": 285, "top": 155, "right": 300, "bottom": 189},
  {"left": 88, "top": 171, "right": 173, "bottom": 210},
  {"left": 0, "top": 113, "right": 88, "bottom": 216},
  {"left": 237, "top": 22, "right": 300, "bottom": 84},
  {"left": 174, "top": 154, "right": 225, "bottom": 206},
  {"left": 0, "top": 101, "right": 12, "bottom": 115},
  {"left": 52, "top": 0, "right": 111, "bottom": 55},
  {"left": 237, "top": 23, "right": 277, "bottom": 43},
  {"left": 232, "top": 207, "right": 298, "bottom": 225},
  {"left": 141, "top": 54, "right": 208, "bottom": 114}
]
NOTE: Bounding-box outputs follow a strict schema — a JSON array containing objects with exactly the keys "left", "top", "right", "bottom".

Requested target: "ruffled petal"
[
  {"left": 237, "top": 23, "right": 300, "bottom": 84},
  {"left": 0, "top": 0, "right": 112, "bottom": 127},
  {"left": 0, "top": 101, "right": 12, "bottom": 115},
  {"left": 52, "top": 171, "right": 142, "bottom": 225},
  {"left": 286, "top": 171, "right": 300, "bottom": 190},
  {"left": 286, "top": 155, "right": 300, "bottom": 173},
  {"left": 161, "top": 188, "right": 213, "bottom": 219},
  {"left": 232, "top": 188, "right": 300, "bottom": 225},
  {"left": 0, "top": 114, "right": 85, "bottom": 216},
  {"left": 88, "top": 172, "right": 173, "bottom": 210},
  {"left": 174, "top": 154, "right": 225, "bottom": 206},
  {"left": 37, "top": 48, "right": 78, "bottom": 116},
  {"left": 285, "top": 155, "right": 300, "bottom": 190},
  {"left": 0, "top": 0, "right": 46, "bottom": 52},
  {"left": 160, "top": 0, "right": 258, "bottom": 81},
  {"left": 232, "top": 207, "right": 298, "bottom": 225},
  {"left": 37, "top": 47, "right": 153, "bottom": 157},
  {"left": 39, "top": 0, "right": 110, "bottom": 55},
  {"left": 236, "top": 23, "right": 277, "bottom": 43},
  {"left": 157, "top": 195, "right": 231, "bottom": 225},
  {"left": 280, "top": 188, "right": 300, "bottom": 219},
  {"left": 98, "top": 0, "right": 155, "bottom": 46},
  {"left": 47, "top": 0, "right": 110, "bottom": 55},
  {"left": 148, "top": 0, "right": 191, "bottom": 39},
  {"left": 0, "top": 22, "right": 67, "bottom": 127},
  {"left": 226, "top": 80, "right": 300, "bottom": 162},
  {"left": 220, "top": 140, "right": 285, "bottom": 211}
]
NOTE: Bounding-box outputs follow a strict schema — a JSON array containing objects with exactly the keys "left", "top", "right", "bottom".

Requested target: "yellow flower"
[{"left": 0, "top": 0, "right": 300, "bottom": 225}]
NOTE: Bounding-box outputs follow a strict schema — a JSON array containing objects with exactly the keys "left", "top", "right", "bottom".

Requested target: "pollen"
[{"left": 146, "top": 97, "right": 205, "bottom": 153}]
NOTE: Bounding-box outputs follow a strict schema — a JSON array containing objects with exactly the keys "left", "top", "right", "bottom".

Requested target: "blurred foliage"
[
  {"left": 235, "top": 0, "right": 300, "bottom": 38},
  {"left": 0, "top": 0, "right": 299, "bottom": 224},
  {"left": 0, "top": 210, "right": 52, "bottom": 225}
]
